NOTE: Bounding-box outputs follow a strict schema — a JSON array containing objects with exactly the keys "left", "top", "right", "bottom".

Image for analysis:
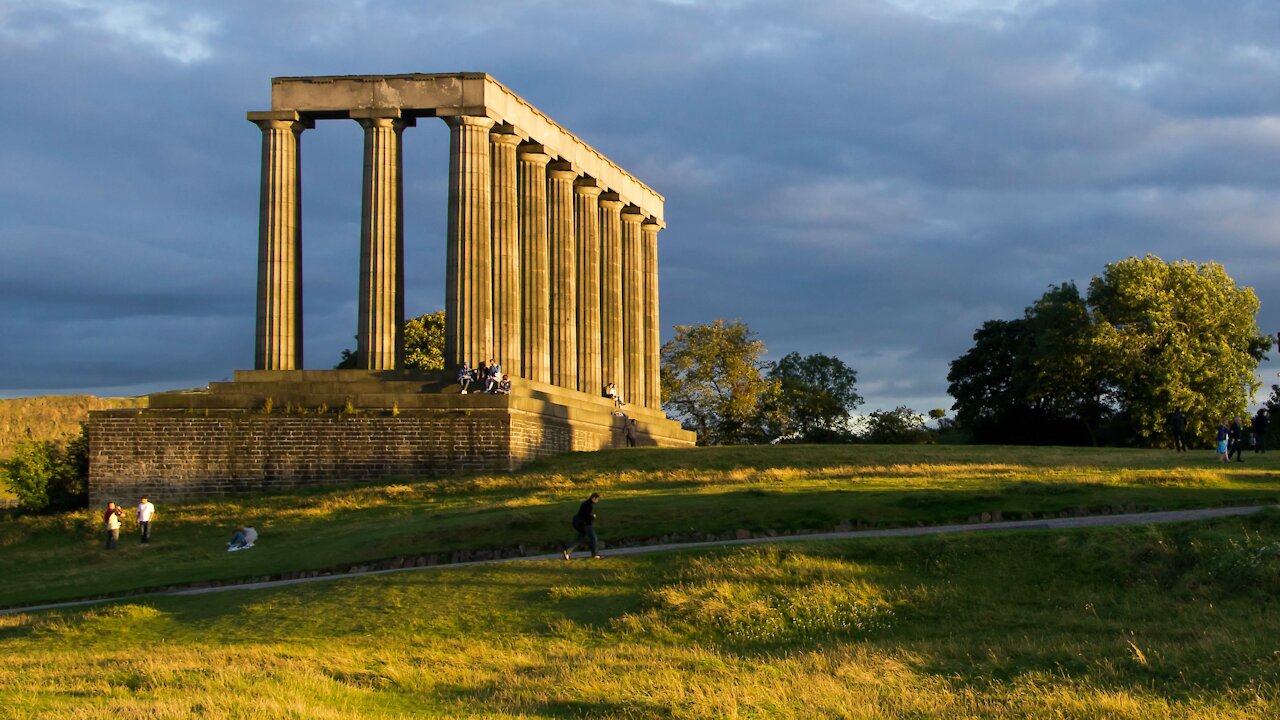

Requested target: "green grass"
[
  {"left": 3, "top": 511, "right": 1279, "bottom": 718},
  {"left": 4, "top": 444, "right": 1280, "bottom": 608}
]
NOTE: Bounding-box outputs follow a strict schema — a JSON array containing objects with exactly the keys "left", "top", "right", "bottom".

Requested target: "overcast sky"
[{"left": 3, "top": 0, "right": 1279, "bottom": 414}]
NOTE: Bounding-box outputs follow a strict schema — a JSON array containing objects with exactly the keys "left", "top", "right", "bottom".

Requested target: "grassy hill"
[
  {"left": 0, "top": 394, "right": 147, "bottom": 503},
  {"left": 3, "top": 444, "right": 1279, "bottom": 717}
]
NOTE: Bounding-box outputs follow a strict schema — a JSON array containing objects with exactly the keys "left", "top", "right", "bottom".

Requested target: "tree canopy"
[
  {"left": 660, "top": 320, "right": 778, "bottom": 445},
  {"left": 765, "top": 352, "right": 863, "bottom": 442},
  {"left": 336, "top": 311, "right": 445, "bottom": 370},
  {"left": 948, "top": 256, "right": 1269, "bottom": 447}
]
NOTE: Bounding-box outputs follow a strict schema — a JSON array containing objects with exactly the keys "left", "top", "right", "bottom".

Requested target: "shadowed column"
[
  {"left": 575, "top": 179, "right": 603, "bottom": 395},
  {"left": 445, "top": 115, "right": 496, "bottom": 370},
  {"left": 599, "top": 193, "right": 625, "bottom": 399},
  {"left": 518, "top": 144, "right": 552, "bottom": 383},
  {"left": 249, "top": 110, "right": 311, "bottom": 370},
  {"left": 353, "top": 110, "right": 411, "bottom": 370},
  {"left": 642, "top": 218, "right": 662, "bottom": 409},
  {"left": 621, "top": 207, "right": 645, "bottom": 408},
  {"left": 548, "top": 161, "right": 579, "bottom": 390},
  {"left": 491, "top": 126, "right": 522, "bottom": 375}
]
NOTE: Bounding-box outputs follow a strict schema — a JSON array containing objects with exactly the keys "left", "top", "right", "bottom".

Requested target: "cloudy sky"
[{"left": 3, "top": 0, "right": 1279, "bottom": 414}]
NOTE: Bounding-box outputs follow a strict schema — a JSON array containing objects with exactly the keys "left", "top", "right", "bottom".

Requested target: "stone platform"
[{"left": 88, "top": 370, "right": 694, "bottom": 505}]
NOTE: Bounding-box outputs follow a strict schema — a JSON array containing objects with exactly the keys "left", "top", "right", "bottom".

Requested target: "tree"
[
  {"left": 660, "top": 319, "right": 778, "bottom": 445},
  {"left": 948, "top": 256, "right": 1270, "bottom": 447},
  {"left": 335, "top": 311, "right": 446, "bottom": 370},
  {"left": 1088, "top": 256, "right": 1269, "bottom": 444},
  {"left": 1, "top": 426, "right": 88, "bottom": 512},
  {"left": 765, "top": 352, "right": 863, "bottom": 442},
  {"left": 863, "top": 406, "right": 932, "bottom": 444}
]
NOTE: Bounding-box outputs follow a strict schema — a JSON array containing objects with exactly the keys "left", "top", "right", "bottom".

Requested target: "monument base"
[{"left": 88, "top": 370, "right": 694, "bottom": 505}]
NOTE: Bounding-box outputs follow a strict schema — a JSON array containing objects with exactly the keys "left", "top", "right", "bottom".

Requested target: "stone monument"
[{"left": 88, "top": 73, "right": 694, "bottom": 505}]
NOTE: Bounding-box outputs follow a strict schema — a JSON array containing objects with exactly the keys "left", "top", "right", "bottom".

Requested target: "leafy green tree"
[
  {"left": 1088, "top": 256, "right": 1269, "bottom": 444},
  {"left": 660, "top": 319, "right": 779, "bottom": 445},
  {"left": 1, "top": 426, "right": 88, "bottom": 512},
  {"left": 335, "top": 311, "right": 445, "bottom": 370},
  {"left": 765, "top": 352, "right": 863, "bottom": 442},
  {"left": 863, "top": 406, "right": 932, "bottom": 444},
  {"left": 949, "top": 257, "right": 1270, "bottom": 447}
]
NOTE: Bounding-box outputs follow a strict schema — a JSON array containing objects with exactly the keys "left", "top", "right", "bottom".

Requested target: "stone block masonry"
[{"left": 88, "top": 406, "right": 616, "bottom": 506}]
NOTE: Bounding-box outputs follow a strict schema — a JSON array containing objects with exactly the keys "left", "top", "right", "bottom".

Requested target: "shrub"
[
  {"left": 864, "top": 406, "right": 934, "bottom": 444},
  {"left": 0, "top": 426, "right": 88, "bottom": 512}
]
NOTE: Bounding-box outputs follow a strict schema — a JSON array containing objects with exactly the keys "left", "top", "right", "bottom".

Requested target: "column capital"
[
  {"left": 642, "top": 217, "right": 666, "bottom": 231},
  {"left": 247, "top": 110, "right": 314, "bottom": 130},
  {"left": 573, "top": 177, "right": 604, "bottom": 197},
  {"left": 548, "top": 160, "right": 579, "bottom": 181},
  {"left": 599, "top": 191, "right": 625, "bottom": 211},
  {"left": 445, "top": 114, "right": 497, "bottom": 131},
  {"left": 490, "top": 127, "right": 523, "bottom": 146},
  {"left": 621, "top": 206, "right": 645, "bottom": 223},
  {"left": 518, "top": 143, "right": 552, "bottom": 166}
]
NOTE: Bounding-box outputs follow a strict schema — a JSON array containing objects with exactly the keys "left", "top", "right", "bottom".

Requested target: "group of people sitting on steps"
[{"left": 457, "top": 359, "right": 511, "bottom": 395}]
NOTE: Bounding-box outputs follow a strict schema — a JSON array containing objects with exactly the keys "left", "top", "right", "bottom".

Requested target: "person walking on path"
[
  {"left": 103, "top": 502, "right": 123, "bottom": 549},
  {"left": 562, "top": 493, "right": 601, "bottom": 560},
  {"left": 136, "top": 497, "right": 155, "bottom": 545},
  {"left": 1216, "top": 419, "right": 1231, "bottom": 463},
  {"left": 1253, "top": 408, "right": 1269, "bottom": 453},
  {"left": 1230, "top": 416, "right": 1245, "bottom": 462},
  {"left": 625, "top": 418, "right": 638, "bottom": 447},
  {"left": 1170, "top": 408, "right": 1187, "bottom": 452}
]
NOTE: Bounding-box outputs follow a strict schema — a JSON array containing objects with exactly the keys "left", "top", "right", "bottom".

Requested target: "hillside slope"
[{"left": 0, "top": 395, "right": 146, "bottom": 458}]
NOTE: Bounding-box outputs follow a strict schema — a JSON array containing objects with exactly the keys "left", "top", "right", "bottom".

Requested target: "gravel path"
[{"left": 3, "top": 504, "right": 1268, "bottom": 616}]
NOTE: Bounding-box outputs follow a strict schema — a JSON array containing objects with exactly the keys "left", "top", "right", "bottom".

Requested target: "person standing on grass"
[
  {"left": 1253, "top": 408, "right": 1269, "bottom": 454},
  {"left": 136, "top": 497, "right": 155, "bottom": 545},
  {"left": 1170, "top": 408, "right": 1187, "bottom": 452},
  {"left": 103, "top": 502, "right": 123, "bottom": 549},
  {"left": 1217, "top": 418, "right": 1231, "bottom": 463},
  {"left": 562, "top": 492, "right": 602, "bottom": 560},
  {"left": 1230, "top": 416, "right": 1245, "bottom": 462}
]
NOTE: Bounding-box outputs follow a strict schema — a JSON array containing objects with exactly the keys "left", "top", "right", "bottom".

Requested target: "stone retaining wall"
[{"left": 88, "top": 407, "right": 613, "bottom": 505}]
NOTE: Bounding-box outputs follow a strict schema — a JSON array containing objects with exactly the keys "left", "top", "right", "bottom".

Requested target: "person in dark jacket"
[
  {"left": 562, "top": 492, "right": 601, "bottom": 560},
  {"left": 1170, "top": 408, "right": 1187, "bottom": 452},
  {"left": 1229, "top": 416, "right": 1245, "bottom": 462},
  {"left": 1253, "top": 408, "right": 1269, "bottom": 454}
]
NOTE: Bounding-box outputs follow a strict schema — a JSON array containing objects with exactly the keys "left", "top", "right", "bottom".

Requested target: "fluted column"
[
  {"left": 621, "top": 207, "right": 645, "bottom": 408},
  {"left": 548, "top": 161, "right": 579, "bottom": 390},
  {"left": 491, "top": 126, "right": 522, "bottom": 374},
  {"left": 599, "top": 193, "right": 624, "bottom": 399},
  {"left": 518, "top": 144, "right": 551, "bottom": 383},
  {"left": 575, "top": 179, "right": 603, "bottom": 395},
  {"left": 354, "top": 110, "right": 410, "bottom": 370},
  {"left": 445, "top": 115, "right": 496, "bottom": 370},
  {"left": 642, "top": 218, "right": 662, "bottom": 409},
  {"left": 249, "top": 111, "right": 310, "bottom": 370}
]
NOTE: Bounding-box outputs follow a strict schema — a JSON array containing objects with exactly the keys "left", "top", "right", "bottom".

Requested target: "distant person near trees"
[
  {"left": 1216, "top": 419, "right": 1230, "bottom": 462},
  {"left": 136, "top": 497, "right": 155, "bottom": 545},
  {"left": 1170, "top": 408, "right": 1187, "bottom": 452},
  {"left": 562, "top": 492, "right": 601, "bottom": 560},
  {"left": 1253, "top": 408, "right": 1269, "bottom": 453},
  {"left": 1230, "top": 416, "right": 1245, "bottom": 462},
  {"left": 103, "top": 502, "right": 123, "bottom": 549}
]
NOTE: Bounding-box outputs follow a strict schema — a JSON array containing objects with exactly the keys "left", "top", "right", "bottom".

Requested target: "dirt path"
[{"left": 3, "top": 504, "right": 1268, "bottom": 616}]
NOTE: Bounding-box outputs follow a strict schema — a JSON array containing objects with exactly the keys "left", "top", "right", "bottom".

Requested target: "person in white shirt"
[{"left": 136, "top": 497, "right": 156, "bottom": 545}]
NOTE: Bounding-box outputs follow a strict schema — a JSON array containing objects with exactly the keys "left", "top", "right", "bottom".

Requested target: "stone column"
[
  {"left": 574, "top": 179, "right": 603, "bottom": 395},
  {"left": 621, "top": 207, "right": 645, "bottom": 408},
  {"left": 353, "top": 110, "right": 411, "bottom": 370},
  {"left": 599, "top": 193, "right": 625, "bottom": 399},
  {"left": 491, "top": 126, "right": 522, "bottom": 375},
  {"left": 547, "top": 161, "right": 579, "bottom": 390},
  {"left": 444, "top": 115, "right": 496, "bottom": 370},
  {"left": 642, "top": 218, "right": 662, "bottom": 409},
  {"left": 518, "top": 144, "right": 551, "bottom": 383},
  {"left": 248, "top": 110, "right": 311, "bottom": 371}
]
